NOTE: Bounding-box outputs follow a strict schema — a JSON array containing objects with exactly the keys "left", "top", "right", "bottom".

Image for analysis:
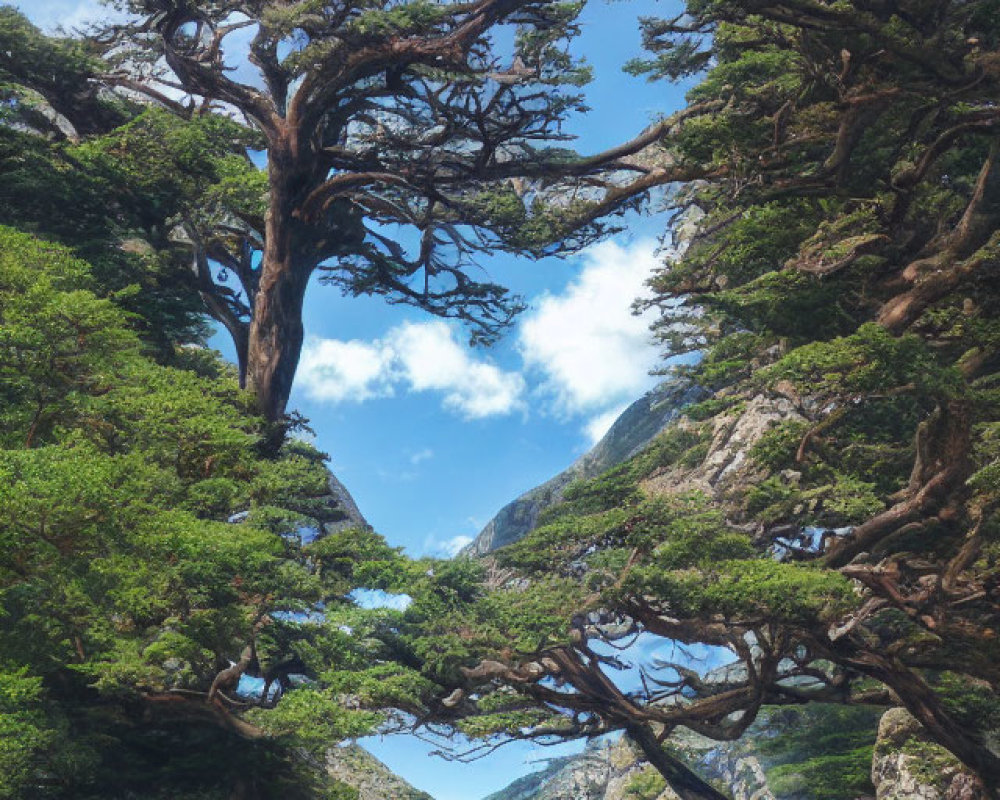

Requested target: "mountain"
[
  {"left": 324, "top": 470, "right": 371, "bottom": 534},
  {"left": 481, "top": 704, "right": 987, "bottom": 800},
  {"left": 479, "top": 723, "right": 780, "bottom": 800},
  {"left": 325, "top": 744, "right": 434, "bottom": 800},
  {"left": 463, "top": 375, "right": 707, "bottom": 555}
]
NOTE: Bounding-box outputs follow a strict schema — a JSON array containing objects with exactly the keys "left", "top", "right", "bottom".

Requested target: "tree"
[
  {"left": 0, "top": 6, "right": 128, "bottom": 139},
  {"left": 0, "top": 8, "right": 241, "bottom": 357},
  {"left": 391, "top": 1, "right": 1000, "bottom": 796},
  {"left": 78, "top": 0, "right": 691, "bottom": 423},
  {"left": 0, "top": 227, "right": 447, "bottom": 798}
]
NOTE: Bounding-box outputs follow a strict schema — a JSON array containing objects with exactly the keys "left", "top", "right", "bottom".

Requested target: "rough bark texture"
[
  {"left": 245, "top": 142, "right": 315, "bottom": 421},
  {"left": 626, "top": 723, "right": 731, "bottom": 800}
]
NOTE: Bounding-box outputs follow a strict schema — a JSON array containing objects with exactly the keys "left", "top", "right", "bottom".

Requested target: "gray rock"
[
  {"left": 325, "top": 743, "right": 433, "bottom": 800},
  {"left": 481, "top": 732, "right": 775, "bottom": 800},
  {"left": 323, "top": 470, "right": 370, "bottom": 534},
  {"left": 464, "top": 376, "right": 707, "bottom": 555},
  {"left": 872, "top": 708, "right": 987, "bottom": 800}
]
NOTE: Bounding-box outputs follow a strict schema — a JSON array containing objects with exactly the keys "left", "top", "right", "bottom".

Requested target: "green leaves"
[
  {"left": 0, "top": 229, "right": 427, "bottom": 792},
  {"left": 766, "top": 323, "right": 962, "bottom": 401},
  {"left": 247, "top": 688, "right": 382, "bottom": 750},
  {"left": 628, "top": 559, "right": 857, "bottom": 625},
  {"left": 0, "top": 666, "right": 56, "bottom": 800}
]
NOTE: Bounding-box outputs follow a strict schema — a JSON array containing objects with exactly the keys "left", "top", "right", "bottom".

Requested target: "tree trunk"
[
  {"left": 246, "top": 140, "right": 315, "bottom": 423},
  {"left": 625, "top": 722, "right": 732, "bottom": 800},
  {"left": 246, "top": 254, "right": 308, "bottom": 422},
  {"left": 877, "top": 667, "right": 1000, "bottom": 793},
  {"left": 827, "top": 641, "right": 1000, "bottom": 794}
]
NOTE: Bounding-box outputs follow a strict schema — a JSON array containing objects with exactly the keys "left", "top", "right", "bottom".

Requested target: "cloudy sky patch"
[
  {"left": 518, "top": 238, "right": 662, "bottom": 417},
  {"left": 297, "top": 320, "right": 526, "bottom": 420},
  {"left": 296, "top": 240, "right": 663, "bottom": 436}
]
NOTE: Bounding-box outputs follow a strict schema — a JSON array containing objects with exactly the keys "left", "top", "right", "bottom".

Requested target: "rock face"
[
  {"left": 325, "top": 744, "right": 433, "bottom": 800},
  {"left": 871, "top": 709, "right": 987, "bottom": 800},
  {"left": 481, "top": 739, "right": 646, "bottom": 800},
  {"left": 323, "top": 471, "right": 370, "bottom": 534},
  {"left": 465, "top": 376, "right": 707, "bottom": 555},
  {"left": 640, "top": 392, "right": 806, "bottom": 507},
  {"left": 482, "top": 733, "right": 775, "bottom": 800},
  {"left": 464, "top": 381, "right": 812, "bottom": 556}
]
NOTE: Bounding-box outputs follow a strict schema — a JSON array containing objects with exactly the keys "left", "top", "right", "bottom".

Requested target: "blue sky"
[
  {"left": 20, "top": 1, "right": 695, "bottom": 796},
  {"left": 277, "top": 1, "right": 693, "bottom": 562}
]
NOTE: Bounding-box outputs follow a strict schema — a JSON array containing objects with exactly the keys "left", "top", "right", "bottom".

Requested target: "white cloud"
[
  {"left": 296, "top": 320, "right": 524, "bottom": 419},
  {"left": 297, "top": 338, "right": 396, "bottom": 404},
  {"left": 16, "top": 0, "right": 125, "bottom": 33},
  {"left": 426, "top": 534, "right": 474, "bottom": 558},
  {"left": 409, "top": 448, "right": 435, "bottom": 465},
  {"left": 297, "top": 239, "right": 666, "bottom": 446},
  {"left": 583, "top": 403, "right": 629, "bottom": 446},
  {"left": 392, "top": 321, "right": 525, "bottom": 419},
  {"left": 518, "top": 239, "right": 662, "bottom": 416}
]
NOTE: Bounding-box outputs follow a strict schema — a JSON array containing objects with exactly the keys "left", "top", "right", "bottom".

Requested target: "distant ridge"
[{"left": 463, "top": 375, "right": 706, "bottom": 555}]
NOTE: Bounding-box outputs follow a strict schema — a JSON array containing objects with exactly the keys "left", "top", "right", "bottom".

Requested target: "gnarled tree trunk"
[
  {"left": 246, "top": 137, "right": 317, "bottom": 423},
  {"left": 626, "top": 722, "right": 732, "bottom": 800}
]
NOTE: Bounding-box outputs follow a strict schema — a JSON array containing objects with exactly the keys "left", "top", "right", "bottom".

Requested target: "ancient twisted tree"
[
  {"left": 88, "top": 0, "right": 694, "bottom": 422},
  {"left": 400, "top": 2, "right": 1000, "bottom": 797}
]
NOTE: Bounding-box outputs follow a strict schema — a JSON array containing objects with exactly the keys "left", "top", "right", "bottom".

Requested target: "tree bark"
[
  {"left": 625, "top": 722, "right": 732, "bottom": 800},
  {"left": 824, "top": 641, "right": 1000, "bottom": 793},
  {"left": 246, "top": 138, "right": 316, "bottom": 422}
]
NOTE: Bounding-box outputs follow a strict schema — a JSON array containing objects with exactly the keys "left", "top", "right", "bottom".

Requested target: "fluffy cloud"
[
  {"left": 296, "top": 338, "right": 396, "bottom": 403},
  {"left": 424, "top": 534, "right": 474, "bottom": 558},
  {"left": 297, "top": 239, "right": 665, "bottom": 440},
  {"left": 18, "top": 0, "right": 121, "bottom": 32},
  {"left": 296, "top": 320, "right": 525, "bottom": 419},
  {"left": 518, "top": 239, "right": 662, "bottom": 416},
  {"left": 392, "top": 321, "right": 525, "bottom": 418}
]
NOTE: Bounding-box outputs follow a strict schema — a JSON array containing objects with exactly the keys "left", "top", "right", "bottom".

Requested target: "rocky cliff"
[
  {"left": 481, "top": 730, "right": 775, "bottom": 800},
  {"left": 871, "top": 709, "right": 987, "bottom": 800},
  {"left": 480, "top": 703, "right": 910, "bottom": 800},
  {"left": 323, "top": 470, "right": 371, "bottom": 534},
  {"left": 465, "top": 376, "right": 706, "bottom": 555},
  {"left": 325, "top": 744, "right": 434, "bottom": 800}
]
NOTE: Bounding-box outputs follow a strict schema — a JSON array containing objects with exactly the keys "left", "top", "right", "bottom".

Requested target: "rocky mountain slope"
[
  {"left": 483, "top": 705, "right": 987, "bottom": 800},
  {"left": 482, "top": 731, "right": 774, "bottom": 800},
  {"left": 464, "top": 376, "right": 706, "bottom": 555},
  {"left": 325, "top": 744, "right": 433, "bottom": 800},
  {"left": 323, "top": 471, "right": 371, "bottom": 534}
]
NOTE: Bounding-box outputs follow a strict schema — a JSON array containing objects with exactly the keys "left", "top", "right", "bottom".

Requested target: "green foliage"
[
  {"left": 749, "top": 420, "right": 809, "bottom": 472},
  {"left": 70, "top": 108, "right": 265, "bottom": 231},
  {"left": 0, "top": 667, "right": 56, "bottom": 800},
  {"left": 457, "top": 708, "right": 553, "bottom": 738},
  {"left": 766, "top": 324, "right": 961, "bottom": 402},
  {"left": 758, "top": 706, "right": 880, "bottom": 799},
  {"left": 248, "top": 688, "right": 381, "bottom": 750},
  {"left": 746, "top": 471, "right": 883, "bottom": 527},
  {"left": 623, "top": 766, "right": 667, "bottom": 799},
  {"left": 659, "top": 202, "right": 817, "bottom": 296},
  {"left": 711, "top": 269, "right": 850, "bottom": 341},
  {"left": 0, "top": 229, "right": 431, "bottom": 795},
  {"left": 410, "top": 574, "right": 583, "bottom": 683},
  {"left": 627, "top": 558, "right": 858, "bottom": 625},
  {"left": 936, "top": 672, "right": 1000, "bottom": 734},
  {"left": 687, "top": 332, "right": 772, "bottom": 389},
  {"left": 0, "top": 119, "right": 208, "bottom": 352}
]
